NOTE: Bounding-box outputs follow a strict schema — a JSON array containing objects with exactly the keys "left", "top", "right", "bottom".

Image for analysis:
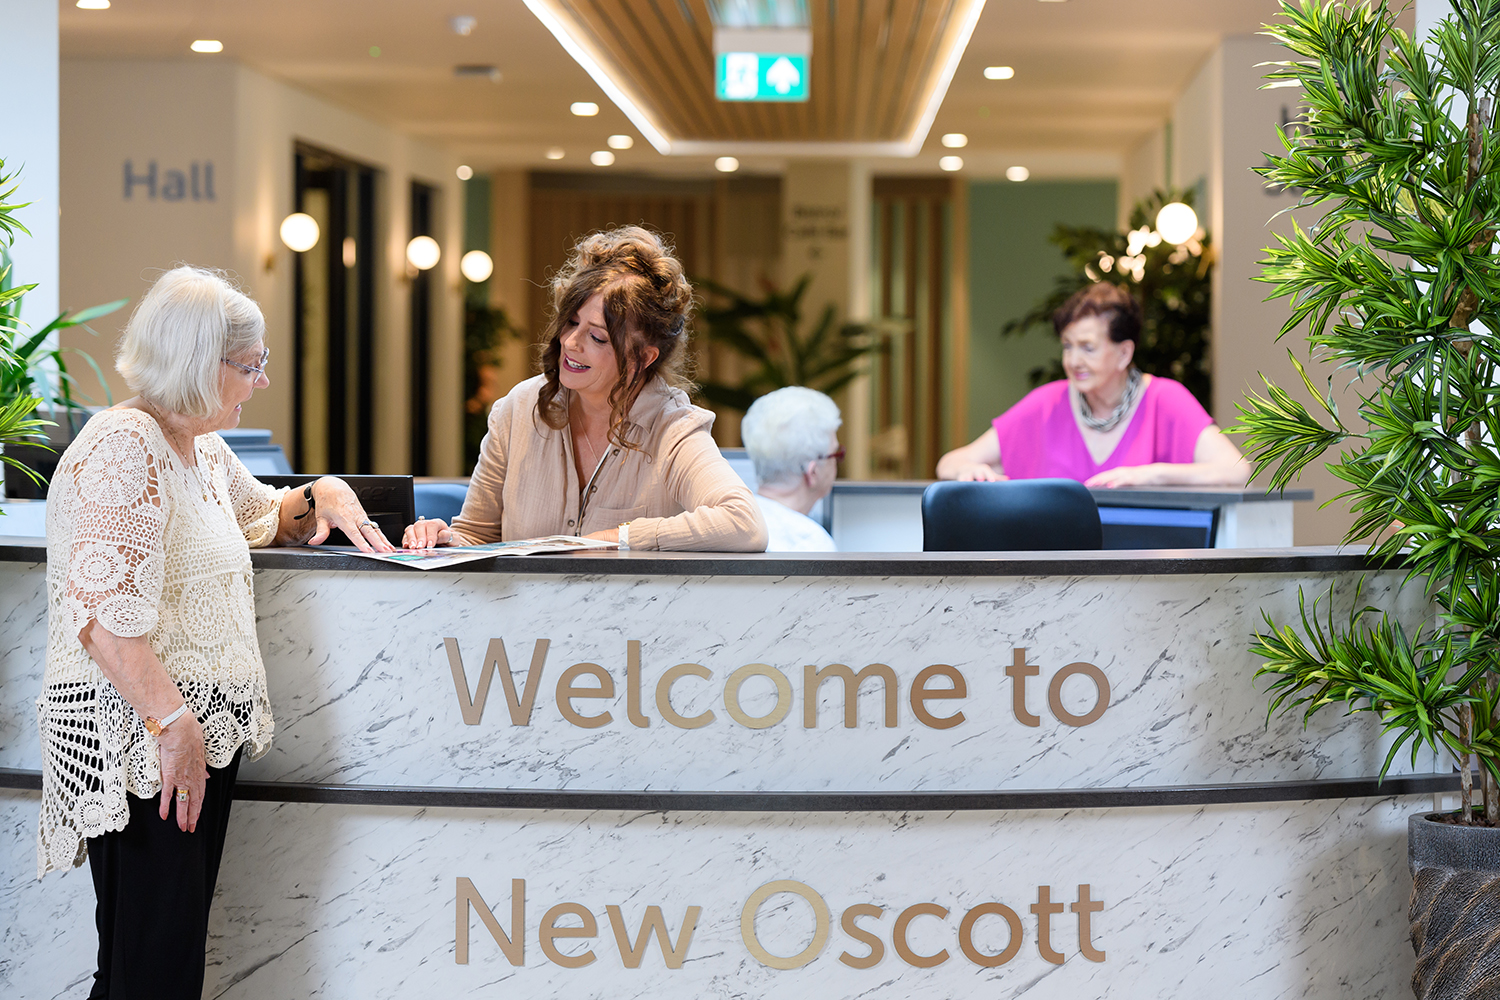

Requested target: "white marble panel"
[
  {"left": 0, "top": 789, "right": 1422, "bottom": 998},
  {"left": 0, "top": 564, "right": 1435, "bottom": 790}
]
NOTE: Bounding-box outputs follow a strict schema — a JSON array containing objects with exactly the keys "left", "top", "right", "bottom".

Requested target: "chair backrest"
[
  {"left": 921, "top": 479, "right": 1103, "bottom": 552},
  {"left": 414, "top": 482, "right": 470, "bottom": 522}
]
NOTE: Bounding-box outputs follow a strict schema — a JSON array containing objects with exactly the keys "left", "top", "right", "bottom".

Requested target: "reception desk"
[{"left": 0, "top": 539, "right": 1450, "bottom": 997}]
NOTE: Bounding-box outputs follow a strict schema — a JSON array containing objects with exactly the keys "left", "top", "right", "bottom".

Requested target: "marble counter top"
[{"left": 0, "top": 535, "right": 1392, "bottom": 577}]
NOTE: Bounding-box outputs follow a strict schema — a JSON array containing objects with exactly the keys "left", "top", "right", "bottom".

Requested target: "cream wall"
[{"left": 59, "top": 59, "right": 464, "bottom": 475}]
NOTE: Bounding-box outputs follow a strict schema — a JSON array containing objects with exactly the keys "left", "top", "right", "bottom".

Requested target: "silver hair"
[
  {"left": 115, "top": 265, "right": 265, "bottom": 418},
  {"left": 740, "top": 386, "right": 842, "bottom": 488}
]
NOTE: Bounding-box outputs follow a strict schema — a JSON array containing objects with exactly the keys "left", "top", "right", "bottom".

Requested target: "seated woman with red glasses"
[{"left": 739, "top": 386, "right": 843, "bottom": 552}]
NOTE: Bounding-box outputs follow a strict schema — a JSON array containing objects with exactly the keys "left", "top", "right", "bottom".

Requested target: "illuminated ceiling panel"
[{"left": 522, "top": 0, "right": 987, "bottom": 156}]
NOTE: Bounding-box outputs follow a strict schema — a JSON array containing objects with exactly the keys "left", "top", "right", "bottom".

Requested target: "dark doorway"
[
  {"left": 293, "top": 143, "right": 378, "bottom": 474},
  {"left": 409, "top": 181, "right": 438, "bottom": 476}
]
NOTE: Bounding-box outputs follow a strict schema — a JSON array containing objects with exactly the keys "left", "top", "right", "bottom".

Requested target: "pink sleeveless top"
[{"left": 992, "top": 377, "right": 1213, "bottom": 481}]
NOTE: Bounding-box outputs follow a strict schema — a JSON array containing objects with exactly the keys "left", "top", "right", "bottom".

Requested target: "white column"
[
  {"left": 0, "top": 0, "right": 60, "bottom": 331},
  {"left": 781, "top": 160, "right": 871, "bottom": 477}
]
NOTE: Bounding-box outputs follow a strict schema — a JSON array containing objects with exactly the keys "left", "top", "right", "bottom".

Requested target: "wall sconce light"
[
  {"left": 279, "top": 213, "right": 320, "bottom": 252},
  {"left": 1155, "top": 202, "right": 1199, "bottom": 245},
  {"left": 460, "top": 250, "right": 494, "bottom": 282},
  {"left": 406, "top": 235, "right": 442, "bottom": 271}
]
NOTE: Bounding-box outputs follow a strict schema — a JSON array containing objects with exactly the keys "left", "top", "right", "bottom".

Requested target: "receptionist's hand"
[
  {"left": 1085, "top": 464, "right": 1165, "bottom": 488},
  {"left": 403, "top": 516, "right": 455, "bottom": 548},
  {"left": 954, "top": 464, "right": 1007, "bottom": 482}
]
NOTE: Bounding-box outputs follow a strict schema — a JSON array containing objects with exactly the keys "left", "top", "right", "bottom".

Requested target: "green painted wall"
[{"left": 966, "top": 179, "right": 1118, "bottom": 440}]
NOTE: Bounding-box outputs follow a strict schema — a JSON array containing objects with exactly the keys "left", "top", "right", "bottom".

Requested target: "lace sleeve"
[
  {"left": 62, "top": 424, "right": 170, "bottom": 640},
  {"left": 222, "top": 442, "right": 286, "bottom": 548}
]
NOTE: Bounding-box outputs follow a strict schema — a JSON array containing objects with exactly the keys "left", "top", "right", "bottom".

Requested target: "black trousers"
[{"left": 86, "top": 749, "right": 242, "bottom": 1000}]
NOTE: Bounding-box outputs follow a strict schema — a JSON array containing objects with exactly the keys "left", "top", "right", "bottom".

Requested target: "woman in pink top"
[{"left": 936, "top": 283, "right": 1249, "bottom": 487}]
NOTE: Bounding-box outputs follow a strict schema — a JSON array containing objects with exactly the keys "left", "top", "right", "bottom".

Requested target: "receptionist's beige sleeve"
[{"left": 626, "top": 421, "right": 767, "bottom": 552}]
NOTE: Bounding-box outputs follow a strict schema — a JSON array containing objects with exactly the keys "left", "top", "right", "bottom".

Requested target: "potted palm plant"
[{"left": 1233, "top": 1, "right": 1500, "bottom": 994}]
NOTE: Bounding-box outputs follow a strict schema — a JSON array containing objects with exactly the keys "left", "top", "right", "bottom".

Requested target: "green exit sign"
[{"left": 715, "top": 52, "right": 809, "bottom": 102}]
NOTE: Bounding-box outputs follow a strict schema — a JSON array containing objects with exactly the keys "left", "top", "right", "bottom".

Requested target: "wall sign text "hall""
[
  {"left": 122, "top": 160, "right": 217, "bottom": 201},
  {"left": 443, "top": 639, "right": 1111, "bottom": 731},
  {"left": 456, "top": 878, "right": 1105, "bottom": 971}
]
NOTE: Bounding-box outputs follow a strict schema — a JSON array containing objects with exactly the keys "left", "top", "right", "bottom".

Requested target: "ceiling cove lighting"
[
  {"left": 939, "top": 156, "right": 963, "bottom": 172},
  {"left": 984, "top": 65, "right": 1015, "bottom": 80},
  {"left": 456, "top": 165, "right": 474, "bottom": 180},
  {"left": 461, "top": 250, "right": 494, "bottom": 283},
  {"left": 715, "top": 156, "right": 740, "bottom": 172},
  {"left": 607, "top": 135, "right": 634, "bottom": 149},
  {"left": 1006, "top": 165, "right": 1030, "bottom": 182},
  {"left": 900, "top": 0, "right": 988, "bottom": 159},
  {"left": 406, "top": 236, "right": 441, "bottom": 271},
  {"left": 522, "top": 0, "right": 713, "bottom": 156},
  {"left": 570, "top": 101, "right": 599, "bottom": 116},
  {"left": 941, "top": 133, "right": 968, "bottom": 148},
  {"left": 75, "top": 0, "right": 110, "bottom": 9},
  {"left": 190, "top": 40, "right": 224, "bottom": 53},
  {"left": 279, "top": 213, "right": 320, "bottom": 253},
  {"left": 590, "top": 150, "right": 616, "bottom": 166}
]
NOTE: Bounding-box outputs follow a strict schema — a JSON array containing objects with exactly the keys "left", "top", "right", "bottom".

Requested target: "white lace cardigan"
[{"left": 36, "top": 408, "right": 285, "bottom": 877}]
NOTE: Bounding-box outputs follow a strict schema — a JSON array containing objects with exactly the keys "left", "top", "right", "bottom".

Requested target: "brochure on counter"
[{"left": 346, "top": 535, "right": 619, "bottom": 570}]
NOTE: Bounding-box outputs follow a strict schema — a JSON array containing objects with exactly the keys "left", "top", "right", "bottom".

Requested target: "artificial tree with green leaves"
[
  {"left": 693, "top": 274, "right": 881, "bottom": 414},
  {"left": 1001, "top": 188, "right": 1214, "bottom": 410},
  {"left": 1234, "top": 0, "right": 1500, "bottom": 825},
  {"left": 0, "top": 160, "right": 51, "bottom": 491}
]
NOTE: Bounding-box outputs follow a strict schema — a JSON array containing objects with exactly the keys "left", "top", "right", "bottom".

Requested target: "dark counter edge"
[
  {"left": 0, "top": 537, "right": 1403, "bottom": 577},
  {"left": 0, "top": 768, "right": 1456, "bottom": 811}
]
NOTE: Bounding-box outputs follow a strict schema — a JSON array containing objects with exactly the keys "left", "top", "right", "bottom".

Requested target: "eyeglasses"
[
  {"left": 223, "top": 349, "right": 270, "bottom": 378},
  {"left": 819, "top": 447, "right": 846, "bottom": 463}
]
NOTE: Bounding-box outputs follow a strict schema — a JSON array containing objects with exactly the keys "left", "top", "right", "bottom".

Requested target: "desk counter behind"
[{"left": 0, "top": 540, "right": 1444, "bottom": 998}]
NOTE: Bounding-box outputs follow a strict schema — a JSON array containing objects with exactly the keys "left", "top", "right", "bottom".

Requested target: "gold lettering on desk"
[
  {"left": 454, "top": 877, "right": 1105, "bottom": 971},
  {"left": 445, "top": 638, "right": 549, "bottom": 726},
  {"left": 439, "top": 639, "right": 1113, "bottom": 731}
]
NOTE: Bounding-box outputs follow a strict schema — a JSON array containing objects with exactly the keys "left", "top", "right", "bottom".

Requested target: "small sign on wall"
[{"left": 122, "top": 160, "right": 216, "bottom": 201}]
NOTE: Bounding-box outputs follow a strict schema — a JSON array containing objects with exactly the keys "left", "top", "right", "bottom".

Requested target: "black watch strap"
[{"left": 293, "top": 482, "right": 315, "bottom": 521}]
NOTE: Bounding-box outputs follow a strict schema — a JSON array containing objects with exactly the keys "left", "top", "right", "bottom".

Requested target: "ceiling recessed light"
[
  {"left": 75, "top": 0, "right": 110, "bottom": 9},
  {"left": 571, "top": 102, "right": 599, "bottom": 117},
  {"left": 939, "top": 156, "right": 963, "bottom": 172},
  {"left": 590, "top": 150, "right": 615, "bottom": 166},
  {"left": 984, "top": 66, "right": 1015, "bottom": 80},
  {"left": 190, "top": 40, "right": 223, "bottom": 54},
  {"left": 545, "top": 147, "right": 566, "bottom": 160},
  {"left": 607, "top": 135, "right": 634, "bottom": 150},
  {"left": 715, "top": 156, "right": 740, "bottom": 173},
  {"left": 941, "top": 133, "right": 968, "bottom": 148},
  {"left": 456, "top": 165, "right": 474, "bottom": 181},
  {"left": 1006, "top": 165, "right": 1030, "bottom": 182},
  {"left": 454, "top": 64, "right": 501, "bottom": 82}
]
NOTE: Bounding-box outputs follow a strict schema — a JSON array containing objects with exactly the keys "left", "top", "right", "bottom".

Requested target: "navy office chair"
[
  {"left": 921, "top": 479, "right": 1103, "bottom": 552},
  {"left": 414, "top": 483, "right": 469, "bottom": 522}
]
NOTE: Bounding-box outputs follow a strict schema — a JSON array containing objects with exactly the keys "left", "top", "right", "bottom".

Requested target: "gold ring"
[{"left": 175, "top": 788, "right": 189, "bottom": 801}]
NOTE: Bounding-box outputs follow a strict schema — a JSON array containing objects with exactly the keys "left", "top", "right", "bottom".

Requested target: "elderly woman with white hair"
[
  {"left": 740, "top": 385, "right": 843, "bottom": 552},
  {"left": 36, "top": 265, "right": 392, "bottom": 1000}
]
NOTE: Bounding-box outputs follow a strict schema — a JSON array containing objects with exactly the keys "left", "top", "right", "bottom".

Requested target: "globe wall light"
[
  {"left": 406, "top": 235, "right": 441, "bottom": 271},
  {"left": 460, "top": 250, "right": 494, "bottom": 282},
  {"left": 279, "top": 213, "right": 320, "bottom": 252},
  {"left": 1154, "top": 202, "right": 1200, "bottom": 245}
]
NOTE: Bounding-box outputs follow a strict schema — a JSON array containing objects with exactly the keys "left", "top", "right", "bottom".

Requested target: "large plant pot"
[
  {"left": 2, "top": 440, "right": 59, "bottom": 500},
  {"left": 1409, "top": 813, "right": 1500, "bottom": 998}
]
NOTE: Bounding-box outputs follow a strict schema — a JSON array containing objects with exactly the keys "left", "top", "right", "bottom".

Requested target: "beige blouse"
[
  {"left": 452, "top": 374, "right": 767, "bottom": 551},
  {"left": 36, "top": 408, "right": 284, "bottom": 877}
]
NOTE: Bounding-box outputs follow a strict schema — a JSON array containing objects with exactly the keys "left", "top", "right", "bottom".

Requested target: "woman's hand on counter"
[
  {"left": 306, "top": 477, "right": 396, "bottom": 553},
  {"left": 582, "top": 527, "right": 622, "bottom": 544},
  {"left": 403, "top": 516, "right": 455, "bottom": 549},
  {"left": 952, "top": 464, "right": 1008, "bottom": 482}
]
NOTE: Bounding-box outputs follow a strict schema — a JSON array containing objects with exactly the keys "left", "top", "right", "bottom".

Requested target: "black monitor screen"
[{"left": 256, "top": 475, "right": 414, "bottom": 548}]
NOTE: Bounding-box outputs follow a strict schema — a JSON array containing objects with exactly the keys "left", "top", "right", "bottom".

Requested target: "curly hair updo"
[{"left": 536, "top": 226, "right": 695, "bottom": 448}]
